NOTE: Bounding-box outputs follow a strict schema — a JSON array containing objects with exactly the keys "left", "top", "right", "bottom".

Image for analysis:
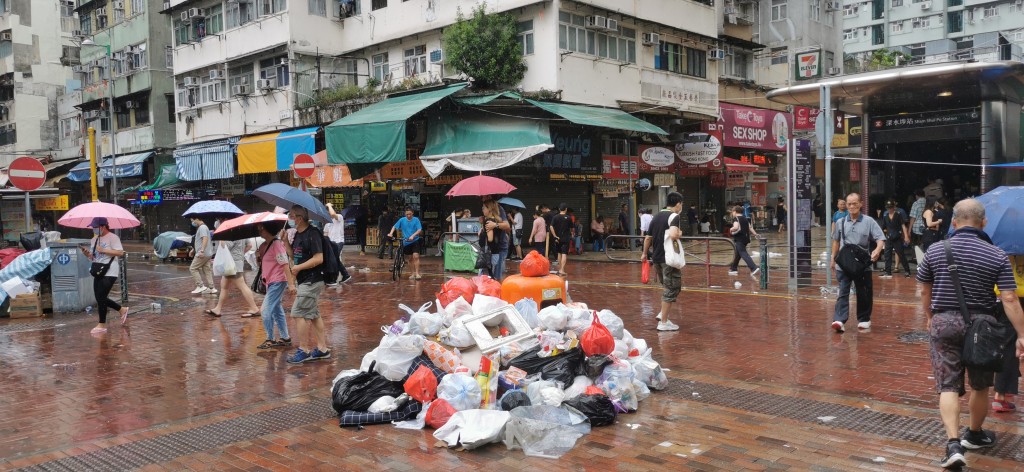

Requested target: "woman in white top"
[
  {"left": 510, "top": 207, "right": 524, "bottom": 260},
  {"left": 79, "top": 217, "right": 128, "bottom": 334}
]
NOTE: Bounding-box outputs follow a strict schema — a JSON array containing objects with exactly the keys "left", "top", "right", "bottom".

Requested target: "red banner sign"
[
  {"left": 793, "top": 106, "right": 821, "bottom": 130},
  {"left": 602, "top": 155, "right": 639, "bottom": 179},
  {"left": 720, "top": 103, "right": 791, "bottom": 151}
]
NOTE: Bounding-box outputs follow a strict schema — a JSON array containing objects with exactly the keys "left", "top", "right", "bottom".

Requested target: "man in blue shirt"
[{"left": 388, "top": 207, "right": 423, "bottom": 279}]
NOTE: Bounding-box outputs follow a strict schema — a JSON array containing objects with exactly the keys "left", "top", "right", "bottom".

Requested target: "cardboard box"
[{"left": 8, "top": 293, "right": 42, "bottom": 319}]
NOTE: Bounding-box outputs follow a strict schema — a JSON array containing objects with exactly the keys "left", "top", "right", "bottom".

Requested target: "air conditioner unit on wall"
[
  {"left": 188, "top": 8, "right": 205, "bottom": 19},
  {"left": 606, "top": 19, "right": 618, "bottom": 32},
  {"left": 125, "top": 100, "right": 137, "bottom": 109},
  {"left": 708, "top": 49, "right": 726, "bottom": 60},
  {"left": 72, "top": 65, "right": 88, "bottom": 73},
  {"left": 0, "top": 32, "right": 11, "bottom": 41},
  {"left": 641, "top": 32, "right": 660, "bottom": 46},
  {"left": 180, "top": 11, "right": 189, "bottom": 21},
  {"left": 921, "top": 1, "right": 931, "bottom": 9},
  {"left": 112, "top": 1, "right": 125, "bottom": 10},
  {"left": 209, "top": 70, "right": 224, "bottom": 80},
  {"left": 257, "top": 78, "right": 274, "bottom": 89},
  {"left": 827, "top": 67, "right": 841, "bottom": 75},
  {"left": 183, "top": 76, "right": 200, "bottom": 87},
  {"left": 429, "top": 49, "right": 443, "bottom": 63},
  {"left": 585, "top": 15, "right": 608, "bottom": 30},
  {"left": 826, "top": 1, "right": 840, "bottom": 10},
  {"left": 233, "top": 84, "right": 250, "bottom": 96}
]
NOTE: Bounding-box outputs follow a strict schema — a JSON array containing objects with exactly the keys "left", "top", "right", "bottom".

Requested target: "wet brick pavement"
[{"left": 2, "top": 247, "right": 1022, "bottom": 471}]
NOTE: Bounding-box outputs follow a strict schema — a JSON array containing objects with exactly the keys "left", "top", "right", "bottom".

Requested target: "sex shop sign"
[{"left": 719, "top": 103, "right": 791, "bottom": 151}]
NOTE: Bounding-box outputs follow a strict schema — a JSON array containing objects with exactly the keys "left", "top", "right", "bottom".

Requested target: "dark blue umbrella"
[
  {"left": 251, "top": 183, "right": 331, "bottom": 224},
  {"left": 182, "top": 200, "right": 244, "bottom": 218},
  {"left": 975, "top": 186, "right": 1024, "bottom": 255}
]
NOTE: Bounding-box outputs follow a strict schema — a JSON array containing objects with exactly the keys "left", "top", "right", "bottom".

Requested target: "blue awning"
[
  {"left": 67, "top": 151, "right": 154, "bottom": 182},
  {"left": 173, "top": 137, "right": 239, "bottom": 181}
]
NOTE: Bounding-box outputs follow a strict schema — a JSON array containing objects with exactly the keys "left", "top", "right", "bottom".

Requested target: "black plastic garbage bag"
[
  {"left": 584, "top": 354, "right": 613, "bottom": 378},
  {"left": 539, "top": 348, "right": 584, "bottom": 386},
  {"left": 563, "top": 394, "right": 617, "bottom": 427},
  {"left": 509, "top": 347, "right": 585, "bottom": 386},
  {"left": 331, "top": 361, "right": 405, "bottom": 414},
  {"left": 499, "top": 390, "right": 531, "bottom": 411},
  {"left": 20, "top": 232, "right": 42, "bottom": 251}
]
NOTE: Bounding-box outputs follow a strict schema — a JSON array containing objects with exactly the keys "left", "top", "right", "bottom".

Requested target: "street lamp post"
[{"left": 82, "top": 38, "right": 118, "bottom": 202}]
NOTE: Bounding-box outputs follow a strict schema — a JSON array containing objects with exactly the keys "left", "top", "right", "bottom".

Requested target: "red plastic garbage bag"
[
  {"left": 404, "top": 365, "right": 439, "bottom": 403},
  {"left": 519, "top": 251, "right": 550, "bottom": 277},
  {"left": 437, "top": 277, "right": 476, "bottom": 307},
  {"left": 425, "top": 398, "right": 457, "bottom": 429},
  {"left": 471, "top": 275, "right": 502, "bottom": 297},
  {"left": 0, "top": 248, "right": 26, "bottom": 269},
  {"left": 580, "top": 311, "right": 615, "bottom": 357},
  {"left": 640, "top": 260, "right": 651, "bottom": 284},
  {"left": 584, "top": 385, "right": 605, "bottom": 396}
]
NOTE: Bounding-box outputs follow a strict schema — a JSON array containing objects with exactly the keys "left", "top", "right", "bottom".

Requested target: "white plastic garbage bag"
[
  {"left": 632, "top": 337, "right": 649, "bottom": 355},
  {"left": 611, "top": 339, "right": 629, "bottom": 359},
  {"left": 597, "top": 309, "right": 625, "bottom": 339},
  {"left": 563, "top": 305, "right": 593, "bottom": 332},
  {"left": 526, "top": 380, "right": 565, "bottom": 407},
  {"left": 472, "top": 295, "right": 509, "bottom": 325},
  {"left": 538, "top": 305, "right": 568, "bottom": 331},
  {"left": 597, "top": 359, "right": 638, "bottom": 411},
  {"left": 434, "top": 409, "right": 511, "bottom": 450},
  {"left": 360, "top": 348, "right": 378, "bottom": 373},
  {"left": 620, "top": 328, "right": 635, "bottom": 348},
  {"left": 393, "top": 400, "right": 430, "bottom": 430},
  {"left": 436, "top": 372, "right": 482, "bottom": 411},
  {"left": 374, "top": 335, "right": 425, "bottom": 381},
  {"left": 513, "top": 298, "right": 541, "bottom": 329},
  {"left": 212, "top": 244, "right": 237, "bottom": 277},
  {"left": 442, "top": 296, "right": 474, "bottom": 326},
  {"left": 439, "top": 319, "right": 475, "bottom": 348},
  {"left": 399, "top": 302, "right": 441, "bottom": 336},
  {"left": 504, "top": 405, "right": 591, "bottom": 459},
  {"left": 629, "top": 349, "right": 669, "bottom": 390},
  {"left": 562, "top": 376, "right": 594, "bottom": 400}
]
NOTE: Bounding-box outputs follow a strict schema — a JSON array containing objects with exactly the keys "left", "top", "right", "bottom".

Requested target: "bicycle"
[{"left": 386, "top": 236, "right": 406, "bottom": 281}]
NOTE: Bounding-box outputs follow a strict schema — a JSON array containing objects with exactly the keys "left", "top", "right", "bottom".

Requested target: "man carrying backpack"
[
  {"left": 881, "top": 199, "right": 912, "bottom": 278},
  {"left": 285, "top": 205, "right": 331, "bottom": 364}
]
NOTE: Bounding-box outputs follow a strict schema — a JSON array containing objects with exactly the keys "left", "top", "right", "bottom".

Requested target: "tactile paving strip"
[
  {"left": 15, "top": 377, "right": 1024, "bottom": 471},
  {"left": 14, "top": 401, "right": 335, "bottom": 472}
]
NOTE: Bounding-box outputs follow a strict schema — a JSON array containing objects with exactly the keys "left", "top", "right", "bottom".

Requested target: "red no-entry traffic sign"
[
  {"left": 9, "top": 157, "right": 46, "bottom": 192},
  {"left": 292, "top": 153, "right": 315, "bottom": 179}
]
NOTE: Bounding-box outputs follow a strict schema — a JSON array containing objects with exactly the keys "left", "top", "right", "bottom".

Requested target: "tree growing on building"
[
  {"left": 844, "top": 49, "right": 913, "bottom": 74},
  {"left": 443, "top": 4, "right": 526, "bottom": 89}
]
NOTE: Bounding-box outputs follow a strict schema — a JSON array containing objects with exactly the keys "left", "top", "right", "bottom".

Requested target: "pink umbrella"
[
  {"left": 213, "top": 212, "right": 289, "bottom": 241},
  {"left": 58, "top": 201, "right": 140, "bottom": 229},
  {"left": 446, "top": 175, "right": 517, "bottom": 197}
]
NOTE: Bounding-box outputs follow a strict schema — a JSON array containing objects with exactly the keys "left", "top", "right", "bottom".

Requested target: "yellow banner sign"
[{"left": 35, "top": 195, "right": 69, "bottom": 211}]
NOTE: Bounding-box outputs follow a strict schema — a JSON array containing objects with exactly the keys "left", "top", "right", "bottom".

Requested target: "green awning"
[
  {"left": 453, "top": 91, "right": 523, "bottom": 106},
  {"left": 525, "top": 99, "right": 668, "bottom": 134},
  {"left": 140, "top": 164, "right": 181, "bottom": 190},
  {"left": 325, "top": 83, "right": 469, "bottom": 165},
  {"left": 420, "top": 112, "right": 553, "bottom": 178}
]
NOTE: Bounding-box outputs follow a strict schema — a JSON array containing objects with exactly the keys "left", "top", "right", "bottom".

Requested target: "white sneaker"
[
  {"left": 857, "top": 321, "right": 871, "bottom": 330},
  {"left": 750, "top": 268, "right": 761, "bottom": 280},
  {"left": 656, "top": 312, "right": 662, "bottom": 321},
  {"left": 191, "top": 286, "right": 207, "bottom": 295},
  {"left": 204, "top": 288, "right": 218, "bottom": 295},
  {"left": 657, "top": 321, "right": 679, "bottom": 331},
  {"left": 728, "top": 271, "right": 738, "bottom": 276},
  {"left": 831, "top": 321, "right": 845, "bottom": 333}
]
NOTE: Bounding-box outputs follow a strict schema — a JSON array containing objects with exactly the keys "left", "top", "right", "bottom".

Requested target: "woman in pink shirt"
[
  {"left": 528, "top": 209, "right": 547, "bottom": 255},
  {"left": 256, "top": 222, "right": 296, "bottom": 349}
]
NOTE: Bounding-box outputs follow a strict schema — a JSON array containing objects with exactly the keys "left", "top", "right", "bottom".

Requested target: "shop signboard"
[
  {"left": 710, "top": 173, "right": 726, "bottom": 188},
  {"left": 324, "top": 192, "right": 345, "bottom": 208},
  {"left": 726, "top": 172, "right": 746, "bottom": 188},
  {"left": 793, "top": 106, "right": 821, "bottom": 130},
  {"left": 35, "top": 195, "right": 69, "bottom": 211},
  {"left": 161, "top": 188, "right": 217, "bottom": 201},
  {"left": 369, "top": 181, "right": 387, "bottom": 192},
  {"left": 637, "top": 145, "right": 676, "bottom": 172},
  {"left": 380, "top": 160, "right": 428, "bottom": 180},
  {"left": 1, "top": 200, "right": 27, "bottom": 242},
  {"left": 516, "top": 129, "right": 601, "bottom": 174},
  {"left": 549, "top": 173, "right": 602, "bottom": 181},
  {"left": 849, "top": 161, "right": 861, "bottom": 182},
  {"left": 794, "top": 50, "right": 821, "bottom": 81},
  {"left": 869, "top": 108, "right": 980, "bottom": 131},
  {"left": 136, "top": 190, "right": 162, "bottom": 205},
  {"left": 750, "top": 171, "right": 769, "bottom": 183},
  {"left": 426, "top": 175, "right": 463, "bottom": 186},
  {"left": 602, "top": 155, "right": 639, "bottom": 179},
  {"left": 720, "top": 103, "right": 791, "bottom": 151},
  {"left": 652, "top": 173, "right": 675, "bottom": 187}
]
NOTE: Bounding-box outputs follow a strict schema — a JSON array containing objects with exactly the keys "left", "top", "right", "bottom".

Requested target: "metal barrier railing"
[
  {"left": 437, "top": 232, "right": 481, "bottom": 255},
  {"left": 603, "top": 235, "right": 753, "bottom": 288}
]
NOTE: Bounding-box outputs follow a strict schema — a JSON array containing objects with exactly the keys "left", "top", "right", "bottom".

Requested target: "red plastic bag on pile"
[
  {"left": 641, "top": 260, "right": 651, "bottom": 284},
  {"left": 404, "top": 365, "right": 439, "bottom": 403},
  {"left": 471, "top": 275, "right": 502, "bottom": 297},
  {"left": 580, "top": 311, "right": 615, "bottom": 356},
  {"left": 584, "top": 385, "right": 605, "bottom": 396},
  {"left": 519, "top": 251, "right": 550, "bottom": 277},
  {"left": 437, "top": 277, "right": 476, "bottom": 307},
  {"left": 0, "top": 248, "right": 26, "bottom": 269},
  {"left": 425, "top": 398, "right": 457, "bottom": 429}
]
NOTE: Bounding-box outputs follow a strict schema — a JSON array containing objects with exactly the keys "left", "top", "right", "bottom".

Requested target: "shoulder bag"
[
  {"left": 663, "top": 213, "right": 686, "bottom": 269},
  {"left": 89, "top": 238, "right": 114, "bottom": 278},
  {"left": 835, "top": 219, "right": 872, "bottom": 277},
  {"left": 943, "top": 240, "right": 1012, "bottom": 371},
  {"left": 251, "top": 239, "right": 275, "bottom": 295}
]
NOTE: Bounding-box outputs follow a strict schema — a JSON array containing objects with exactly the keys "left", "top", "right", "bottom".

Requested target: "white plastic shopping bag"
[{"left": 212, "top": 244, "right": 237, "bottom": 277}]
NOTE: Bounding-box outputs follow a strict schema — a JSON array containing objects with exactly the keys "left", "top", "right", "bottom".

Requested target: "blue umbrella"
[
  {"left": 182, "top": 200, "right": 244, "bottom": 218},
  {"left": 974, "top": 186, "right": 1024, "bottom": 255},
  {"left": 990, "top": 162, "right": 1024, "bottom": 169},
  {"left": 498, "top": 197, "right": 525, "bottom": 209},
  {"left": 251, "top": 183, "right": 332, "bottom": 224}
]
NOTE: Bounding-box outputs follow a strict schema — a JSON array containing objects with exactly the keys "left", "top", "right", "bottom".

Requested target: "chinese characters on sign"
[{"left": 35, "top": 195, "right": 69, "bottom": 211}]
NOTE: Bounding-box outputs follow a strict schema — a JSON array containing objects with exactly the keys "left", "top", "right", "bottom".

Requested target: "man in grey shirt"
[
  {"left": 830, "top": 193, "right": 886, "bottom": 332},
  {"left": 189, "top": 217, "right": 216, "bottom": 295}
]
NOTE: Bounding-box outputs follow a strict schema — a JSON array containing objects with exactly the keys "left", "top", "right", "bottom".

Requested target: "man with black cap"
[
  {"left": 881, "top": 199, "right": 912, "bottom": 278},
  {"left": 79, "top": 217, "right": 129, "bottom": 334}
]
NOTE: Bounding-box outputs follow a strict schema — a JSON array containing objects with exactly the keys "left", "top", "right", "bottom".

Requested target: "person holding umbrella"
[
  {"left": 256, "top": 221, "right": 294, "bottom": 349},
  {"left": 203, "top": 235, "right": 260, "bottom": 318},
  {"left": 79, "top": 217, "right": 129, "bottom": 334},
  {"left": 285, "top": 205, "right": 331, "bottom": 364},
  {"left": 189, "top": 216, "right": 217, "bottom": 295}
]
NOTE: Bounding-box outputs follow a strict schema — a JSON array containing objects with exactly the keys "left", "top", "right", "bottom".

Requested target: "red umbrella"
[
  {"left": 446, "top": 175, "right": 516, "bottom": 197},
  {"left": 213, "top": 212, "right": 289, "bottom": 241},
  {"left": 58, "top": 201, "right": 140, "bottom": 229}
]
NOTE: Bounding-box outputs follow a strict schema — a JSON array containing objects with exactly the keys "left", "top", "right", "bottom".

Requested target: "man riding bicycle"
[{"left": 388, "top": 207, "right": 423, "bottom": 280}]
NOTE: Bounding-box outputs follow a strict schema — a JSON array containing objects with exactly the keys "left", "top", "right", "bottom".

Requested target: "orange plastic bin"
[{"left": 500, "top": 274, "right": 566, "bottom": 310}]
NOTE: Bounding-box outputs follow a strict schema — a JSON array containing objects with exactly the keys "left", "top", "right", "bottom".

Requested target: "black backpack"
[{"left": 312, "top": 226, "right": 340, "bottom": 282}]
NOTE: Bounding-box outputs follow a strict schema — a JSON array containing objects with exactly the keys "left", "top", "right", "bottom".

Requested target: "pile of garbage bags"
[{"left": 329, "top": 275, "right": 669, "bottom": 459}]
